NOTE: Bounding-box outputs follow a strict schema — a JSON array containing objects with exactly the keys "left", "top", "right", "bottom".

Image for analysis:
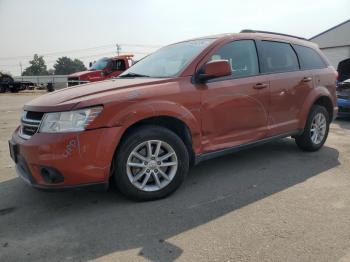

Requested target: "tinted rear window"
[
  {"left": 260, "top": 41, "right": 299, "bottom": 73},
  {"left": 294, "top": 45, "right": 327, "bottom": 70}
]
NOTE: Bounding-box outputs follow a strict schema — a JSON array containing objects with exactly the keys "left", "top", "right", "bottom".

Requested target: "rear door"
[
  {"left": 200, "top": 40, "right": 270, "bottom": 152},
  {"left": 257, "top": 40, "right": 312, "bottom": 136}
]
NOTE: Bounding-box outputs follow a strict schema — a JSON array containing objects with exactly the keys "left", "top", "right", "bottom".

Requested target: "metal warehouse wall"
[
  {"left": 321, "top": 46, "right": 350, "bottom": 68},
  {"left": 310, "top": 19, "right": 350, "bottom": 68}
]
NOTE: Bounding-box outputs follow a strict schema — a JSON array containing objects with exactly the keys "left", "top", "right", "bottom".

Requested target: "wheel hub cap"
[
  {"left": 310, "top": 113, "right": 327, "bottom": 145},
  {"left": 126, "top": 140, "right": 178, "bottom": 192},
  {"left": 147, "top": 160, "right": 157, "bottom": 169}
]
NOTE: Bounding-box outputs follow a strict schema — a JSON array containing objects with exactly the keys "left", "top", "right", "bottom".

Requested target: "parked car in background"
[
  {"left": 337, "top": 58, "right": 350, "bottom": 82},
  {"left": 0, "top": 72, "right": 33, "bottom": 93},
  {"left": 9, "top": 30, "right": 337, "bottom": 200},
  {"left": 336, "top": 58, "right": 350, "bottom": 117},
  {"left": 67, "top": 55, "right": 134, "bottom": 86},
  {"left": 337, "top": 79, "right": 350, "bottom": 117}
]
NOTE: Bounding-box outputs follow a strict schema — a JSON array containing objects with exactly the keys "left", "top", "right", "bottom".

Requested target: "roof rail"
[{"left": 240, "top": 29, "right": 307, "bottom": 41}]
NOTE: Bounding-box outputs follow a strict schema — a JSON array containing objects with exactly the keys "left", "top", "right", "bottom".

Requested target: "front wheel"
[
  {"left": 295, "top": 105, "right": 330, "bottom": 151},
  {"left": 113, "top": 125, "right": 189, "bottom": 201}
]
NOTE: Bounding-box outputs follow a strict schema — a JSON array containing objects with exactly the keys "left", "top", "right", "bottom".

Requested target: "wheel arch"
[
  {"left": 117, "top": 116, "right": 196, "bottom": 166},
  {"left": 298, "top": 87, "right": 335, "bottom": 130},
  {"left": 313, "top": 96, "right": 334, "bottom": 121}
]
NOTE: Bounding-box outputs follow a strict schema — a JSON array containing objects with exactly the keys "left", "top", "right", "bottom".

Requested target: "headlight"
[{"left": 39, "top": 106, "right": 103, "bottom": 133}]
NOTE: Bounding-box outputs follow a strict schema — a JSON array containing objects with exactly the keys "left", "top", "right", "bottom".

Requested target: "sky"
[{"left": 0, "top": 0, "right": 349, "bottom": 75}]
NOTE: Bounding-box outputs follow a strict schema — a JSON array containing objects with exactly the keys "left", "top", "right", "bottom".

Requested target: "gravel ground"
[{"left": 0, "top": 93, "right": 350, "bottom": 262}]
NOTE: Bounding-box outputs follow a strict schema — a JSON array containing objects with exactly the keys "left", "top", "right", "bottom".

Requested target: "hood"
[
  {"left": 68, "top": 70, "right": 102, "bottom": 79},
  {"left": 24, "top": 78, "right": 171, "bottom": 112}
]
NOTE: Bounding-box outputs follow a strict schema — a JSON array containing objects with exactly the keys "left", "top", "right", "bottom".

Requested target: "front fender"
[{"left": 99, "top": 100, "right": 202, "bottom": 153}]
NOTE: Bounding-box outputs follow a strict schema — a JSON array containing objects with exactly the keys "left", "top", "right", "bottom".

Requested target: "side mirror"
[
  {"left": 197, "top": 60, "right": 232, "bottom": 82},
  {"left": 89, "top": 62, "right": 92, "bottom": 68}
]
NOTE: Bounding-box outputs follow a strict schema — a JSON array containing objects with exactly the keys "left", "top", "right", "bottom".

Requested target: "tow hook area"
[{"left": 40, "top": 166, "right": 64, "bottom": 184}]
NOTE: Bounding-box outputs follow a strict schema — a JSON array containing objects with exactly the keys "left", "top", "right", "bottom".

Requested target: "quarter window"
[
  {"left": 260, "top": 41, "right": 299, "bottom": 73},
  {"left": 294, "top": 45, "right": 327, "bottom": 70},
  {"left": 210, "top": 40, "right": 259, "bottom": 78}
]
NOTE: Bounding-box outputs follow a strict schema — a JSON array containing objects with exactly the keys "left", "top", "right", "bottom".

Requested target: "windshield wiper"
[{"left": 119, "top": 73, "right": 150, "bottom": 78}]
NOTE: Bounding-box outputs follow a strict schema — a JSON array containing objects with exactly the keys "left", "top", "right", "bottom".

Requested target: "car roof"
[{"left": 186, "top": 32, "right": 318, "bottom": 49}]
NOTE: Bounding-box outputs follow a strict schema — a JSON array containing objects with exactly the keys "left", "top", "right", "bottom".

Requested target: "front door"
[{"left": 199, "top": 40, "right": 270, "bottom": 153}]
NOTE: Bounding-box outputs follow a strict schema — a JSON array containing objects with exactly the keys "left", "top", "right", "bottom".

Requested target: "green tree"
[
  {"left": 53, "top": 57, "right": 87, "bottom": 75},
  {"left": 22, "top": 54, "right": 48, "bottom": 76}
]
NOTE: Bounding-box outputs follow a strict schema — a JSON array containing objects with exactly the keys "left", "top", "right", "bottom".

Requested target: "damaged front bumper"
[{"left": 9, "top": 126, "right": 123, "bottom": 191}]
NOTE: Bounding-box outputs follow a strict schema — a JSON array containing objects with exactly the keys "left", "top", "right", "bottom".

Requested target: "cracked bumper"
[{"left": 10, "top": 126, "right": 123, "bottom": 190}]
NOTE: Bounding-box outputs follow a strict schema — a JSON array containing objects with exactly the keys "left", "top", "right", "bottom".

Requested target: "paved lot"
[{"left": 1, "top": 93, "right": 350, "bottom": 262}]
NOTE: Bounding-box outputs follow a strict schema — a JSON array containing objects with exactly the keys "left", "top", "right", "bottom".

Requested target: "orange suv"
[{"left": 9, "top": 30, "right": 338, "bottom": 200}]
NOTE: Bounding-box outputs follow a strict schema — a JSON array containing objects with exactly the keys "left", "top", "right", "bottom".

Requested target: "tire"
[
  {"left": 295, "top": 105, "right": 330, "bottom": 151},
  {"left": 10, "top": 84, "right": 19, "bottom": 93},
  {"left": 0, "top": 84, "right": 6, "bottom": 93},
  {"left": 113, "top": 125, "right": 189, "bottom": 201}
]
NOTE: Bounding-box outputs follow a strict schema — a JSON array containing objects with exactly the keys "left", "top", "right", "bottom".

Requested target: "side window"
[
  {"left": 260, "top": 41, "right": 299, "bottom": 73},
  {"left": 210, "top": 40, "right": 259, "bottom": 78},
  {"left": 112, "top": 60, "right": 126, "bottom": 71},
  {"left": 294, "top": 45, "right": 327, "bottom": 70}
]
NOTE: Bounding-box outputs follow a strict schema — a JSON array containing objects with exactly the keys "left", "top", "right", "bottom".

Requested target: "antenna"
[{"left": 116, "top": 44, "right": 122, "bottom": 56}]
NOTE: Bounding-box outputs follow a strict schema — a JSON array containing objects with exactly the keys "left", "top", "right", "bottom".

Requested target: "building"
[{"left": 310, "top": 19, "right": 350, "bottom": 72}]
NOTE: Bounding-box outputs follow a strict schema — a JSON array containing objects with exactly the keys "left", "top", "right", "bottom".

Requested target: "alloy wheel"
[
  {"left": 310, "top": 113, "right": 327, "bottom": 144},
  {"left": 126, "top": 140, "right": 178, "bottom": 192}
]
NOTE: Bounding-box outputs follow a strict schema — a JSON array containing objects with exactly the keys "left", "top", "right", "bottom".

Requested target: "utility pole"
[
  {"left": 116, "top": 44, "right": 121, "bottom": 56},
  {"left": 19, "top": 62, "right": 23, "bottom": 78}
]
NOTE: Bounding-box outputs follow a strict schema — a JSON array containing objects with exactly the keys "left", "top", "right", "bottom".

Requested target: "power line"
[
  {"left": 0, "top": 43, "right": 162, "bottom": 60},
  {"left": 0, "top": 51, "right": 151, "bottom": 67}
]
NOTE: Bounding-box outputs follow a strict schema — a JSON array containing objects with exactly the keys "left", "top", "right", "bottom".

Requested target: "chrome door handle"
[{"left": 302, "top": 76, "right": 312, "bottom": 82}]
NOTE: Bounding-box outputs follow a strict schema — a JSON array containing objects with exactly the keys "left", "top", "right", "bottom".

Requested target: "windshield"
[
  {"left": 90, "top": 58, "right": 110, "bottom": 70},
  {"left": 120, "top": 39, "right": 215, "bottom": 78}
]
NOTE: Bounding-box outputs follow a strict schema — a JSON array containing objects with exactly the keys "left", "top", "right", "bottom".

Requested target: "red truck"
[{"left": 67, "top": 55, "right": 134, "bottom": 86}]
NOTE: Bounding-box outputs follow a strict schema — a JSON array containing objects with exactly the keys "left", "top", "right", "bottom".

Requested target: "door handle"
[
  {"left": 253, "top": 83, "right": 268, "bottom": 89},
  {"left": 302, "top": 76, "right": 312, "bottom": 82}
]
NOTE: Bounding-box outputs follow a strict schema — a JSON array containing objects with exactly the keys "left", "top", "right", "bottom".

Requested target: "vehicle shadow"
[{"left": 0, "top": 138, "right": 340, "bottom": 262}]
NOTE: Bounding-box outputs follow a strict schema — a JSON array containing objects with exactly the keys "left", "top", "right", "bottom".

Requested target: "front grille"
[
  {"left": 26, "top": 111, "right": 44, "bottom": 120},
  {"left": 19, "top": 111, "right": 44, "bottom": 139}
]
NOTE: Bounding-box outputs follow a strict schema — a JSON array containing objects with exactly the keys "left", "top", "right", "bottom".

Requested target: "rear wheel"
[
  {"left": 9, "top": 84, "right": 19, "bottom": 93},
  {"left": 295, "top": 105, "right": 330, "bottom": 151},
  {"left": 113, "top": 125, "right": 189, "bottom": 201},
  {"left": 0, "top": 84, "right": 6, "bottom": 93}
]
